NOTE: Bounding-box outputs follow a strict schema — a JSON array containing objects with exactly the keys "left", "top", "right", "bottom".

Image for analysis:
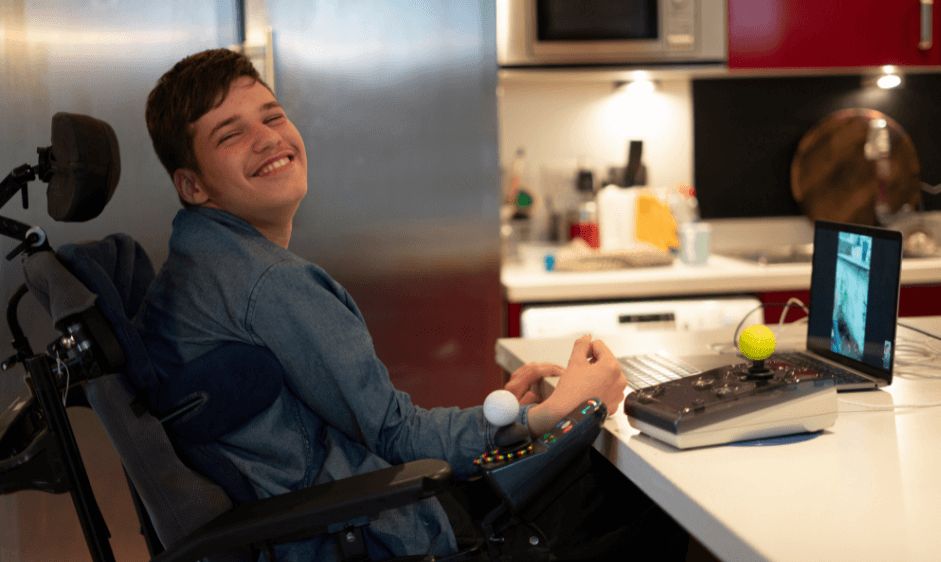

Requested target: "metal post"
[{"left": 25, "top": 355, "right": 115, "bottom": 562}]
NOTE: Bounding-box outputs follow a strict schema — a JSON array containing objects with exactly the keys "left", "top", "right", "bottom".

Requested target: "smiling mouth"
[{"left": 254, "top": 155, "right": 294, "bottom": 177}]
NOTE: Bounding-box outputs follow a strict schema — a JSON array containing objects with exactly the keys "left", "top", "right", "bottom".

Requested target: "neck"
[
  {"left": 255, "top": 221, "right": 292, "bottom": 248},
  {"left": 199, "top": 203, "right": 297, "bottom": 249}
]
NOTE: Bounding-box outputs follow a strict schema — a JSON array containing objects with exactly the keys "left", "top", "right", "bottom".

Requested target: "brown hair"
[{"left": 145, "top": 49, "right": 266, "bottom": 178}]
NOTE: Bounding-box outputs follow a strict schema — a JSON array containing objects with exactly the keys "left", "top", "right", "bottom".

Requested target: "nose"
[{"left": 251, "top": 121, "right": 281, "bottom": 153}]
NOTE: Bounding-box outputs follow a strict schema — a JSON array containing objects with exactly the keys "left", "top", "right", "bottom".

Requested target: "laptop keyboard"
[
  {"left": 774, "top": 352, "right": 875, "bottom": 387},
  {"left": 619, "top": 351, "right": 876, "bottom": 390},
  {"left": 618, "top": 353, "right": 702, "bottom": 390}
]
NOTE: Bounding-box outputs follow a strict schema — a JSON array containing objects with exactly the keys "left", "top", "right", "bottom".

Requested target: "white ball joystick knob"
[{"left": 483, "top": 389, "right": 520, "bottom": 428}]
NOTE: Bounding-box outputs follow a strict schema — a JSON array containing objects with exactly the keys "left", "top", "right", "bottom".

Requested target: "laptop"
[{"left": 621, "top": 220, "right": 903, "bottom": 391}]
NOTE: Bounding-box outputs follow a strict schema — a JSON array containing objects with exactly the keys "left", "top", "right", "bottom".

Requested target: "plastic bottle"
[
  {"left": 502, "top": 147, "right": 533, "bottom": 257},
  {"left": 573, "top": 200, "right": 600, "bottom": 248},
  {"left": 567, "top": 156, "right": 597, "bottom": 244},
  {"left": 505, "top": 147, "right": 527, "bottom": 205},
  {"left": 597, "top": 184, "right": 637, "bottom": 250},
  {"left": 510, "top": 189, "right": 533, "bottom": 243},
  {"left": 668, "top": 185, "right": 700, "bottom": 225}
]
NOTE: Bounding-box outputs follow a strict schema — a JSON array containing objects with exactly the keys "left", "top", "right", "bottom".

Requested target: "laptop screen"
[{"left": 806, "top": 221, "right": 903, "bottom": 380}]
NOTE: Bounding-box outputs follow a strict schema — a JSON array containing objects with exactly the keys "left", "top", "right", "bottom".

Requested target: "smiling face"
[{"left": 173, "top": 76, "right": 307, "bottom": 244}]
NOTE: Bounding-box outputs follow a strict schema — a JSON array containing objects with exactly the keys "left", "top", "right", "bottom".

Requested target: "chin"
[{"left": 289, "top": 185, "right": 308, "bottom": 206}]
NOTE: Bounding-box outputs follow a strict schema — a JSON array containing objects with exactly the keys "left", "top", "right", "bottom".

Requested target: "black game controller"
[{"left": 624, "top": 325, "right": 838, "bottom": 449}]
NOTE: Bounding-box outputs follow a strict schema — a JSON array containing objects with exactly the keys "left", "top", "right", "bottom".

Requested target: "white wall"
[{"left": 497, "top": 76, "right": 694, "bottom": 238}]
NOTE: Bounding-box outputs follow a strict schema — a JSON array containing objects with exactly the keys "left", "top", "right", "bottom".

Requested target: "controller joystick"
[
  {"left": 482, "top": 390, "right": 531, "bottom": 449},
  {"left": 739, "top": 324, "right": 776, "bottom": 379},
  {"left": 483, "top": 389, "right": 519, "bottom": 427}
]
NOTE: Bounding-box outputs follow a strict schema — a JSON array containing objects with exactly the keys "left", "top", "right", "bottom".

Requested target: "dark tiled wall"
[{"left": 693, "top": 73, "right": 941, "bottom": 219}]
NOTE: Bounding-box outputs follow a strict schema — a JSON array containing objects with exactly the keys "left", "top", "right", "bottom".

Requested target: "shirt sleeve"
[{"left": 245, "top": 259, "right": 495, "bottom": 478}]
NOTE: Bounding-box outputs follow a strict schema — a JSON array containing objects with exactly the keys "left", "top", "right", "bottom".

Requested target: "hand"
[
  {"left": 527, "top": 335, "right": 627, "bottom": 435},
  {"left": 504, "top": 362, "right": 565, "bottom": 405}
]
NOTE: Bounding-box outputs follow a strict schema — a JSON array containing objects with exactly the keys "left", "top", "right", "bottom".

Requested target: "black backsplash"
[{"left": 693, "top": 73, "right": 941, "bottom": 219}]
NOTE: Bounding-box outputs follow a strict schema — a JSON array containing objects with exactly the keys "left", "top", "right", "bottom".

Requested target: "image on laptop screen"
[
  {"left": 807, "top": 221, "right": 903, "bottom": 378},
  {"left": 831, "top": 232, "right": 872, "bottom": 361}
]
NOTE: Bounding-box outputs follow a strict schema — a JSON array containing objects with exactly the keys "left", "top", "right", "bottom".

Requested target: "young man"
[{"left": 139, "top": 49, "right": 637, "bottom": 560}]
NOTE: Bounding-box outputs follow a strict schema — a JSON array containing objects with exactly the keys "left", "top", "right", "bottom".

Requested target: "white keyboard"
[{"left": 618, "top": 353, "right": 702, "bottom": 390}]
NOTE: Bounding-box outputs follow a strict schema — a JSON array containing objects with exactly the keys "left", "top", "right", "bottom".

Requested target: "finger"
[
  {"left": 567, "top": 334, "right": 592, "bottom": 367},
  {"left": 527, "top": 381, "right": 543, "bottom": 400},
  {"left": 508, "top": 363, "right": 541, "bottom": 384},
  {"left": 537, "top": 364, "right": 565, "bottom": 378},
  {"left": 503, "top": 383, "right": 525, "bottom": 400},
  {"left": 519, "top": 390, "right": 540, "bottom": 405},
  {"left": 503, "top": 375, "right": 529, "bottom": 398},
  {"left": 515, "top": 363, "right": 558, "bottom": 378},
  {"left": 589, "top": 338, "right": 615, "bottom": 360},
  {"left": 504, "top": 365, "right": 531, "bottom": 393}
]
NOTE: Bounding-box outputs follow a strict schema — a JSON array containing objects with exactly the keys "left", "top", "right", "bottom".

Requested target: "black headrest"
[{"left": 46, "top": 112, "right": 120, "bottom": 222}]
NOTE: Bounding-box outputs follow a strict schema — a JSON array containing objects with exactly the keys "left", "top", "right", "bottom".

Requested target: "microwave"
[{"left": 497, "top": 0, "right": 727, "bottom": 67}]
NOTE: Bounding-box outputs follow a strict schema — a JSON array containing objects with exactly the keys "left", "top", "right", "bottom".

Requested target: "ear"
[{"left": 172, "top": 168, "right": 210, "bottom": 206}]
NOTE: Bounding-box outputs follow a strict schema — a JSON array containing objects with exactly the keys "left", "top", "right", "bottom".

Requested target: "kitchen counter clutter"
[
  {"left": 503, "top": 216, "right": 941, "bottom": 303},
  {"left": 503, "top": 249, "right": 941, "bottom": 303}
]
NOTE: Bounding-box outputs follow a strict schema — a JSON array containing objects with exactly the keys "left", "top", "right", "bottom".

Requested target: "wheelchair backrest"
[{"left": 22, "top": 234, "right": 234, "bottom": 551}]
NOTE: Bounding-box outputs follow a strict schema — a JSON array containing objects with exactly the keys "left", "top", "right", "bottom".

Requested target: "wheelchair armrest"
[{"left": 153, "top": 458, "right": 452, "bottom": 562}]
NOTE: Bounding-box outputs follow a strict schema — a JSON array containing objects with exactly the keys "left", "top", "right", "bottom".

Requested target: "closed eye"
[
  {"left": 264, "top": 113, "right": 285, "bottom": 125},
  {"left": 217, "top": 129, "right": 241, "bottom": 145}
]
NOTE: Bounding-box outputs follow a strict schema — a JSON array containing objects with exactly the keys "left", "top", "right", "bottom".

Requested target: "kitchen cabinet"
[{"left": 728, "top": 0, "right": 941, "bottom": 68}]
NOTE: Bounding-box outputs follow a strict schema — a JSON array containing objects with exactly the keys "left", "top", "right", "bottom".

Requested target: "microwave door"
[
  {"left": 529, "top": 0, "right": 696, "bottom": 61},
  {"left": 536, "top": 0, "right": 659, "bottom": 42}
]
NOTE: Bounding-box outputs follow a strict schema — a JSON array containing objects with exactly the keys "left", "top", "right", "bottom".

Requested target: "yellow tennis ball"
[{"left": 739, "top": 324, "right": 776, "bottom": 361}]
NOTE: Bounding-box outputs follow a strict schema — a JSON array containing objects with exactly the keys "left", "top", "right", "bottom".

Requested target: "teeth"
[{"left": 256, "top": 156, "right": 291, "bottom": 177}]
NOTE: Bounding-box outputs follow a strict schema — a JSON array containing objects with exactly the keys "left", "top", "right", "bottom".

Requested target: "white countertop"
[
  {"left": 495, "top": 317, "right": 941, "bottom": 561},
  {"left": 503, "top": 251, "right": 941, "bottom": 303}
]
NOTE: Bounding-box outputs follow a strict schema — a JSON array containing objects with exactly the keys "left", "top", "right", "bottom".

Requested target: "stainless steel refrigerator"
[{"left": 0, "top": 1, "right": 501, "bottom": 558}]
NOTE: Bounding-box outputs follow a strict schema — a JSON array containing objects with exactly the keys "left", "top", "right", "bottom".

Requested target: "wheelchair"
[{"left": 0, "top": 114, "right": 607, "bottom": 561}]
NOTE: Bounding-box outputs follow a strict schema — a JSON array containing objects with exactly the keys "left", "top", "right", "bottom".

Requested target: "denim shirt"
[{"left": 136, "top": 207, "right": 498, "bottom": 561}]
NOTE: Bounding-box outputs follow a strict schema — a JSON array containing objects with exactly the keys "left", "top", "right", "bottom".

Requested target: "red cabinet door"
[
  {"left": 759, "top": 285, "right": 941, "bottom": 323},
  {"left": 729, "top": 0, "right": 941, "bottom": 68}
]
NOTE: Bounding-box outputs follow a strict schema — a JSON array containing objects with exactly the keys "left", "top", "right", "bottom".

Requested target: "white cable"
[
  {"left": 56, "top": 350, "right": 71, "bottom": 407},
  {"left": 776, "top": 297, "right": 809, "bottom": 328},
  {"left": 891, "top": 341, "right": 941, "bottom": 380},
  {"left": 838, "top": 398, "right": 941, "bottom": 411},
  {"left": 840, "top": 328, "right": 941, "bottom": 409},
  {"left": 730, "top": 303, "right": 766, "bottom": 351},
  {"left": 729, "top": 297, "right": 810, "bottom": 353},
  {"left": 897, "top": 321, "right": 941, "bottom": 341}
]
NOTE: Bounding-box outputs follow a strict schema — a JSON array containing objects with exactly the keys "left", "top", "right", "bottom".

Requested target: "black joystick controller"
[{"left": 624, "top": 324, "right": 838, "bottom": 449}]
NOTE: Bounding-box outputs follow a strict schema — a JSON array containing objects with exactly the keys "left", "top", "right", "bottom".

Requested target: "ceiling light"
[
  {"left": 876, "top": 73, "right": 902, "bottom": 89},
  {"left": 615, "top": 78, "right": 656, "bottom": 95}
]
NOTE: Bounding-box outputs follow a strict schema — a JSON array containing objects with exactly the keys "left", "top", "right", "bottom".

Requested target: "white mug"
[{"left": 679, "top": 222, "right": 711, "bottom": 265}]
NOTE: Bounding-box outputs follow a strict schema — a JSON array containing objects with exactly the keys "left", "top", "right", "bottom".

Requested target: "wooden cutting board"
[{"left": 791, "top": 108, "right": 921, "bottom": 225}]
